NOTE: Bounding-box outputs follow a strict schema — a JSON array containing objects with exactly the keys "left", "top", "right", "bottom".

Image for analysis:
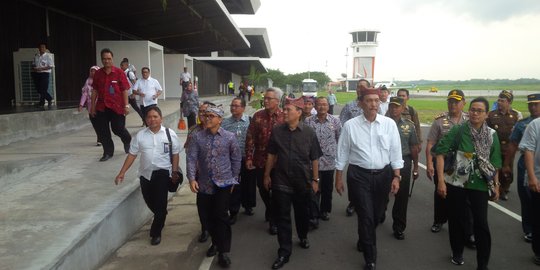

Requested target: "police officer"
[
  {"left": 425, "top": 90, "right": 468, "bottom": 233},
  {"left": 487, "top": 90, "right": 522, "bottom": 200},
  {"left": 387, "top": 97, "right": 420, "bottom": 240},
  {"left": 506, "top": 93, "right": 540, "bottom": 242}
]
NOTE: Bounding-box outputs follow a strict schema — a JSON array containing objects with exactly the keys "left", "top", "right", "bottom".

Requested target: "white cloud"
[{"left": 233, "top": 0, "right": 540, "bottom": 80}]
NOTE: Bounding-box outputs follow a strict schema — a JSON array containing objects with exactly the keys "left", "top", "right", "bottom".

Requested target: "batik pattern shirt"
[
  {"left": 221, "top": 114, "right": 250, "bottom": 158},
  {"left": 187, "top": 127, "right": 242, "bottom": 194},
  {"left": 305, "top": 114, "right": 341, "bottom": 171},
  {"left": 339, "top": 100, "right": 363, "bottom": 125},
  {"left": 245, "top": 109, "right": 284, "bottom": 168}
]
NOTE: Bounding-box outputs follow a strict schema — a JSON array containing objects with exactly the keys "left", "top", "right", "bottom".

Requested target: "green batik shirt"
[{"left": 435, "top": 123, "right": 502, "bottom": 192}]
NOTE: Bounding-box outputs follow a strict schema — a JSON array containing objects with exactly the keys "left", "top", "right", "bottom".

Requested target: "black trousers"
[
  {"left": 129, "top": 98, "right": 144, "bottom": 122},
  {"left": 140, "top": 170, "right": 170, "bottom": 237},
  {"left": 308, "top": 188, "right": 320, "bottom": 220},
  {"left": 95, "top": 108, "right": 131, "bottom": 156},
  {"left": 432, "top": 158, "right": 448, "bottom": 224},
  {"left": 348, "top": 164, "right": 392, "bottom": 264},
  {"left": 392, "top": 155, "right": 412, "bottom": 232},
  {"left": 446, "top": 185, "right": 491, "bottom": 269},
  {"left": 273, "top": 189, "right": 310, "bottom": 258},
  {"left": 32, "top": 72, "right": 52, "bottom": 105},
  {"left": 328, "top": 105, "right": 334, "bottom": 115},
  {"left": 255, "top": 168, "right": 274, "bottom": 225},
  {"left": 88, "top": 114, "right": 100, "bottom": 143},
  {"left": 517, "top": 160, "right": 532, "bottom": 234},
  {"left": 318, "top": 170, "right": 335, "bottom": 213},
  {"left": 531, "top": 188, "right": 540, "bottom": 256},
  {"left": 240, "top": 161, "right": 257, "bottom": 209},
  {"left": 230, "top": 158, "right": 256, "bottom": 214},
  {"left": 197, "top": 186, "right": 233, "bottom": 253},
  {"left": 186, "top": 113, "right": 197, "bottom": 129}
]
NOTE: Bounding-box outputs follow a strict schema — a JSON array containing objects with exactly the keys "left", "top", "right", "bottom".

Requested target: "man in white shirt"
[
  {"left": 378, "top": 86, "right": 390, "bottom": 115},
  {"left": 180, "top": 67, "right": 191, "bottom": 92},
  {"left": 335, "top": 85, "right": 403, "bottom": 270},
  {"left": 115, "top": 106, "right": 180, "bottom": 246},
  {"left": 32, "top": 43, "right": 54, "bottom": 108},
  {"left": 133, "top": 67, "right": 163, "bottom": 118}
]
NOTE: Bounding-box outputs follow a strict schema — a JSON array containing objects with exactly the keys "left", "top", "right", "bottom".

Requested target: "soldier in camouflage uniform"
[{"left": 487, "top": 90, "right": 523, "bottom": 200}]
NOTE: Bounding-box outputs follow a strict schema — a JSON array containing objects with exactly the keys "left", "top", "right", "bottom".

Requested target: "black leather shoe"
[
  {"left": 206, "top": 245, "right": 218, "bottom": 257},
  {"left": 393, "top": 230, "right": 405, "bottom": 240},
  {"left": 218, "top": 253, "right": 231, "bottom": 268},
  {"left": 299, "top": 238, "right": 310, "bottom": 249},
  {"left": 269, "top": 225, "right": 278, "bottom": 235},
  {"left": 229, "top": 214, "right": 237, "bottom": 225},
  {"left": 431, "top": 223, "right": 443, "bottom": 233},
  {"left": 150, "top": 236, "right": 161, "bottom": 246},
  {"left": 357, "top": 240, "right": 363, "bottom": 252},
  {"left": 465, "top": 235, "right": 476, "bottom": 249},
  {"left": 271, "top": 256, "right": 289, "bottom": 269},
  {"left": 364, "top": 263, "right": 376, "bottom": 270},
  {"left": 244, "top": 208, "right": 254, "bottom": 216},
  {"left": 99, "top": 154, "right": 113, "bottom": 162},
  {"left": 320, "top": 212, "right": 330, "bottom": 221},
  {"left": 309, "top": 219, "right": 319, "bottom": 230},
  {"left": 198, "top": 231, "right": 209, "bottom": 243},
  {"left": 451, "top": 254, "right": 464, "bottom": 265},
  {"left": 346, "top": 204, "right": 355, "bottom": 216}
]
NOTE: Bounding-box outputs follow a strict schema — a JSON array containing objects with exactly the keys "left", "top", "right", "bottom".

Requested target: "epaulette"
[{"left": 434, "top": 113, "right": 446, "bottom": 120}]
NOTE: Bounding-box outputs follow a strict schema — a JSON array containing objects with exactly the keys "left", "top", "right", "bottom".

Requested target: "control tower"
[{"left": 350, "top": 30, "right": 380, "bottom": 86}]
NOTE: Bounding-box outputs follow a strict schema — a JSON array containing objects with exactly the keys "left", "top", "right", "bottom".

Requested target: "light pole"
[{"left": 345, "top": 47, "right": 348, "bottom": 91}]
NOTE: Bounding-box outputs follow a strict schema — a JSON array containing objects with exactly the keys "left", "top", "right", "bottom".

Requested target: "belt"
[{"left": 354, "top": 164, "right": 390, "bottom": 175}]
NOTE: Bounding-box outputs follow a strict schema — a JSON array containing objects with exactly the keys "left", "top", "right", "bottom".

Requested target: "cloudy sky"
[{"left": 232, "top": 0, "right": 540, "bottom": 81}]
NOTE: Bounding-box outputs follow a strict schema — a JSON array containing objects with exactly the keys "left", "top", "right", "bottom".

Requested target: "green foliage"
[
  {"left": 247, "top": 64, "right": 263, "bottom": 86},
  {"left": 397, "top": 78, "right": 540, "bottom": 91},
  {"left": 259, "top": 69, "right": 331, "bottom": 90}
]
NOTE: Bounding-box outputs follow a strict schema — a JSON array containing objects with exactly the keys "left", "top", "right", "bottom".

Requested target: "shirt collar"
[
  {"left": 230, "top": 114, "right": 248, "bottom": 122},
  {"left": 360, "top": 113, "right": 383, "bottom": 124},
  {"left": 145, "top": 125, "right": 166, "bottom": 134},
  {"left": 314, "top": 114, "right": 330, "bottom": 123}
]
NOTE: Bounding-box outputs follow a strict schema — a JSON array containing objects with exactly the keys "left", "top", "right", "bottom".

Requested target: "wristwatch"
[
  {"left": 312, "top": 178, "right": 319, "bottom": 183},
  {"left": 125, "top": 105, "right": 130, "bottom": 109},
  {"left": 393, "top": 175, "right": 402, "bottom": 181}
]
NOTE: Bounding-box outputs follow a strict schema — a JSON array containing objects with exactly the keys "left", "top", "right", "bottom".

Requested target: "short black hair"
[
  {"left": 145, "top": 106, "right": 162, "bottom": 117},
  {"left": 231, "top": 97, "right": 246, "bottom": 107},
  {"left": 316, "top": 96, "right": 328, "bottom": 103},
  {"left": 141, "top": 67, "right": 150, "bottom": 73},
  {"left": 397, "top": 88, "right": 409, "bottom": 97},
  {"left": 120, "top": 58, "right": 129, "bottom": 65},
  {"left": 359, "top": 79, "right": 371, "bottom": 87},
  {"left": 100, "top": 48, "right": 114, "bottom": 58},
  {"left": 470, "top": 97, "right": 490, "bottom": 112}
]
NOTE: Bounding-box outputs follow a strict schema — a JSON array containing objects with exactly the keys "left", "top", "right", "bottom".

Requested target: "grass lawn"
[{"left": 319, "top": 91, "right": 530, "bottom": 124}]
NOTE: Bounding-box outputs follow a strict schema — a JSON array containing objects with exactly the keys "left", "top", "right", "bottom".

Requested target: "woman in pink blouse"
[{"left": 78, "top": 66, "right": 101, "bottom": 146}]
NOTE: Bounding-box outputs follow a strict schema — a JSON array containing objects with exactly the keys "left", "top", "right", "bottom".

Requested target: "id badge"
[
  {"left": 164, "top": 142, "right": 169, "bottom": 153},
  {"left": 109, "top": 85, "right": 115, "bottom": 95}
]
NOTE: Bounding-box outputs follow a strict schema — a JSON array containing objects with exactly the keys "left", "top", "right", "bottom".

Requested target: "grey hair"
[{"left": 265, "top": 87, "right": 283, "bottom": 100}]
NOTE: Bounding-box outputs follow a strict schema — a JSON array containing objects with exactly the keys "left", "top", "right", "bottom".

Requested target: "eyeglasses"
[
  {"left": 204, "top": 114, "right": 218, "bottom": 120},
  {"left": 469, "top": 109, "right": 486, "bottom": 114},
  {"left": 263, "top": 97, "right": 278, "bottom": 101}
]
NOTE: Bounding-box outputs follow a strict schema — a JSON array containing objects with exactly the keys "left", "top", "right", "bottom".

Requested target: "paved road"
[{"left": 205, "top": 126, "right": 535, "bottom": 270}]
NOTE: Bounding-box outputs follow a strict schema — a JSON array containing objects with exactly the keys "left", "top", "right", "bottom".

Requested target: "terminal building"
[{"left": 0, "top": 0, "right": 271, "bottom": 111}]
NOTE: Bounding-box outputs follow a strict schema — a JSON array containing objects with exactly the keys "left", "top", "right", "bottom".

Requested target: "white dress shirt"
[
  {"left": 180, "top": 72, "right": 191, "bottom": 82},
  {"left": 335, "top": 114, "right": 404, "bottom": 170},
  {"left": 378, "top": 100, "right": 390, "bottom": 115},
  {"left": 129, "top": 126, "right": 180, "bottom": 180},
  {"left": 33, "top": 52, "right": 54, "bottom": 73},
  {"left": 133, "top": 77, "right": 163, "bottom": 107}
]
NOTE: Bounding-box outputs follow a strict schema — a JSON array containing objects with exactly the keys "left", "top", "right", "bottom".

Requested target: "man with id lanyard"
[
  {"left": 115, "top": 106, "right": 180, "bottom": 246},
  {"left": 91, "top": 48, "right": 132, "bottom": 162}
]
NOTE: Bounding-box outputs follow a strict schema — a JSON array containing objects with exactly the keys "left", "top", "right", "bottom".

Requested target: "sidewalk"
[{"left": 0, "top": 95, "right": 242, "bottom": 270}]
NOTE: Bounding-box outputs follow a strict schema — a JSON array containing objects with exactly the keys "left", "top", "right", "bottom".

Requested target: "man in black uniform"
[{"left": 264, "top": 97, "right": 322, "bottom": 269}]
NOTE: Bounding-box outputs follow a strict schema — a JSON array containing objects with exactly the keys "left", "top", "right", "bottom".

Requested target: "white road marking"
[{"left": 418, "top": 162, "right": 522, "bottom": 222}]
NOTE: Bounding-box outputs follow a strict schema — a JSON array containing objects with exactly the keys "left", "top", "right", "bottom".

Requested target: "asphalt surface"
[
  {"left": 206, "top": 126, "right": 536, "bottom": 270},
  {"left": 99, "top": 104, "right": 537, "bottom": 270}
]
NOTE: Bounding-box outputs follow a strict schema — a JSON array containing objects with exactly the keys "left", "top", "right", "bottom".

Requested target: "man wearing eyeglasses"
[
  {"left": 246, "top": 88, "right": 285, "bottom": 235},
  {"left": 222, "top": 98, "right": 252, "bottom": 223},
  {"left": 187, "top": 105, "right": 242, "bottom": 268}
]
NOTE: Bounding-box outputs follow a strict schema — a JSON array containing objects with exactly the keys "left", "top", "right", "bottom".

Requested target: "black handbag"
[
  {"left": 432, "top": 123, "right": 465, "bottom": 175},
  {"left": 166, "top": 128, "right": 183, "bottom": 192}
]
